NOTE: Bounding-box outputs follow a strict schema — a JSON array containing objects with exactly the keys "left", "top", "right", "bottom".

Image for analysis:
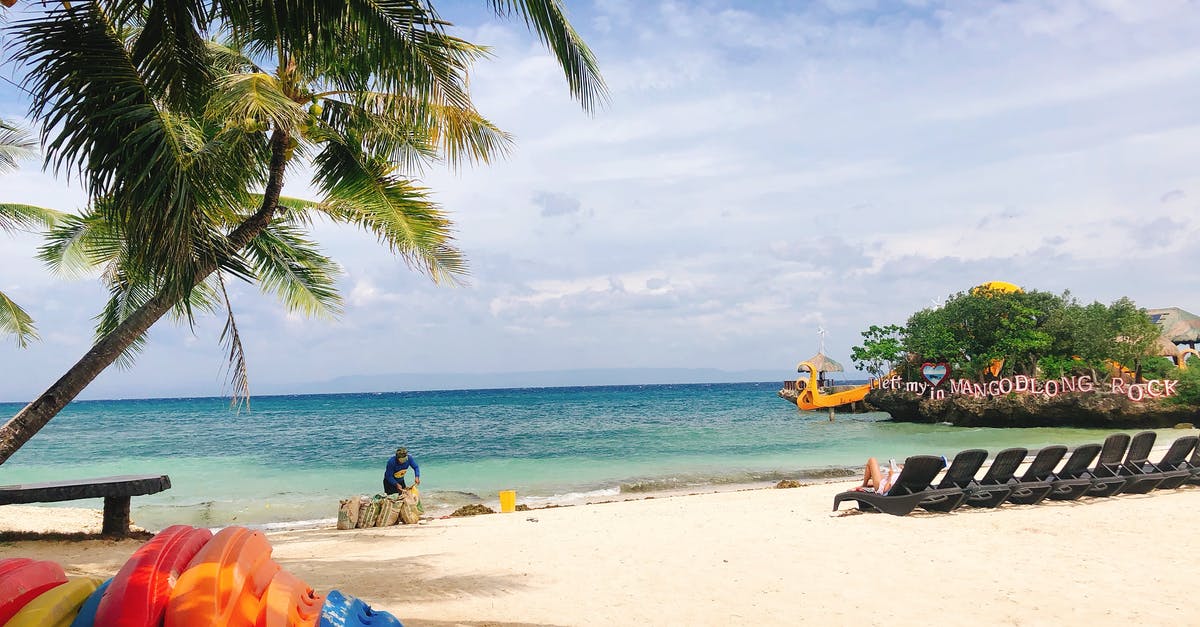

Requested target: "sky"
[{"left": 2, "top": 0, "right": 1199, "bottom": 401}]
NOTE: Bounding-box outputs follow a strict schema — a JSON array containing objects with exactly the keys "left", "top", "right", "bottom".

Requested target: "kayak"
[
  {"left": 95, "top": 524, "right": 214, "bottom": 626},
  {"left": 0, "top": 558, "right": 69, "bottom": 624},
  {"left": 319, "top": 589, "right": 404, "bottom": 626},
  {"left": 67, "top": 578, "right": 111, "bottom": 627},
  {"left": 7, "top": 576, "right": 103, "bottom": 627},
  {"left": 165, "top": 526, "right": 280, "bottom": 627},
  {"left": 258, "top": 570, "right": 324, "bottom": 627}
]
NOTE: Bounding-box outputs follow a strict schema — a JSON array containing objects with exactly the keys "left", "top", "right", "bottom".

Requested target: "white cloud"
[{"left": 3, "top": 0, "right": 1200, "bottom": 399}]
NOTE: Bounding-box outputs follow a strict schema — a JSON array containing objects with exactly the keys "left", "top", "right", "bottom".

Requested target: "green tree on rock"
[
  {"left": 885, "top": 287, "right": 1169, "bottom": 385},
  {"left": 850, "top": 324, "right": 904, "bottom": 380}
]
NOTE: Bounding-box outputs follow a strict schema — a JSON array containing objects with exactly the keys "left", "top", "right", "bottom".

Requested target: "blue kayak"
[
  {"left": 68, "top": 578, "right": 111, "bottom": 627},
  {"left": 320, "top": 589, "right": 404, "bottom": 626}
]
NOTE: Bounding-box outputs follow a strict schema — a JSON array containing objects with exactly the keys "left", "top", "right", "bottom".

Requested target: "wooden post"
[
  {"left": 828, "top": 407, "right": 835, "bottom": 422},
  {"left": 102, "top": 495, "right": 131, "bottom": 536}
]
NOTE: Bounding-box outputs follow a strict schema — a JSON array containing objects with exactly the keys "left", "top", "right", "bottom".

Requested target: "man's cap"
[{"left": 396, "top": 447, "right": 408, "bottom": 457}]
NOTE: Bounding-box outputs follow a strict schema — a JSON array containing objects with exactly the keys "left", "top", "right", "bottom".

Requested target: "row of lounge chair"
[{"left": 832, "top": 431, "right": 1200, "bottom": 516}]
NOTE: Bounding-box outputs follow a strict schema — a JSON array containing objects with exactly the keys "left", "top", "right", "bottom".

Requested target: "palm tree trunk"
[{"left": 0, "top": 128, "right": 291, "bottom": 465}]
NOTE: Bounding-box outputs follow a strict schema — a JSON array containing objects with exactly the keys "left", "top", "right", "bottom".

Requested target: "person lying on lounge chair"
[{"left": 854, "top": 457, "right": 902, "bottom": 494}]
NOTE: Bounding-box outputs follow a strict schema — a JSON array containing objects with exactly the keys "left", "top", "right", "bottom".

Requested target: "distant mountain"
[
  {"left": 5, "top": 367, "right": 872, "bottom": 403},
  {"left": 256, "top": 367, "right": 794, "bottom": 395}
]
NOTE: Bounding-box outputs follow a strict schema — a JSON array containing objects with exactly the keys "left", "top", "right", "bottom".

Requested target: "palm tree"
[
  {"left": 0, "top": 117, "right": 61, "bottom": 347},
  {"left": 0, "top": 1, "right": 605, "bottom": 463}
]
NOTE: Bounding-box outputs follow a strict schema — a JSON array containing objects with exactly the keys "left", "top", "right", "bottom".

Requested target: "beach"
[{"left": 3, "top": 478, "right": 1198, "bottom": 626}]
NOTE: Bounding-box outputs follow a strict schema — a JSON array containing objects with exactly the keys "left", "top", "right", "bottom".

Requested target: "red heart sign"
[{"left": 921, "top": 362, "right": 950, "bottom": 387}]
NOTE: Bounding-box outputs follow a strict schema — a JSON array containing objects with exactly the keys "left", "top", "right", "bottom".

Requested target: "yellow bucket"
[{"left": 498, "top": 490, "right": 517, "bottom": 513}]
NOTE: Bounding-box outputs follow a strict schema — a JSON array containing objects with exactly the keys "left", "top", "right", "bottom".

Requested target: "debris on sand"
[{"left": 449, "top": 504, "right": 496, "bottom": 517}]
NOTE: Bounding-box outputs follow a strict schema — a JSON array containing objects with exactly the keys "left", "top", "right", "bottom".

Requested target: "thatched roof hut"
[
  {"left": 797, "top": 352, "right": 844, "bottom": 374},
  {"left": 1156, "top": 335, "right": 1182, "bottom": 358},
  {"left": 1148, "top": 307, "right": 1200, "bottom": 346}
]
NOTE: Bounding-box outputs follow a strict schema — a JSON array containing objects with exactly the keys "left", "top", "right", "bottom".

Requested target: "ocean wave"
[
  {"left": 619, "top": 466, "right": 857, "bottom": 493},
  {"left": 518, "top": 487, "right": 621, "bottom": 507},
  {"left": 250, "top": 518, "right": 338, "bottom": 532}
]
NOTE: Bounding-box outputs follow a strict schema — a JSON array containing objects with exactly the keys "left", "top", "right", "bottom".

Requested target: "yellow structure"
[
  {"left": 793, "top": 354, "right": 871, "bottom": 411},
  {"left": 972, "top": 280, "right": 1022, "bottom": 294}
]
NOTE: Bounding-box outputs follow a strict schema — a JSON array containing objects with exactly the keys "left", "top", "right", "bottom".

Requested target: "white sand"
[{"left": 3, "top": 481, "right": 1199, "bottom": 626}]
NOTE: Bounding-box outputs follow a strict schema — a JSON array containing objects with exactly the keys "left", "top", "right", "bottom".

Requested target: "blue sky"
[{"left": 2, "top": 0, "right": 1199, "bottom": 401}]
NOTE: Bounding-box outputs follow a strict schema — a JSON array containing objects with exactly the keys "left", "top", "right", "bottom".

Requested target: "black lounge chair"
[
  {"left": 832, "top": 455, "right": 963, "bottom": 516},
  {"left": 1181, "top": 444, "right": 1200, "bottom": 487},
  {"left": 1114, "top": 431, "right": 1167, "bottom": 494},
  {"left": 1004, "top": 445, "right": 1064, "bottom": 505},
  {"left": 1130, "top": 434, "right": 1198, "bottom": 490},
  {"left": 1046, "top": 443, "right": 1102, "bottom": 501},
  {"left": 920, "top": 449, "right": 1002, "bottom": 512},
  {"left": 959, "top": 447, "right": 1022, "bottom": 508},
  {"left": 1083, "top": 433, "right": 1133, "bottom": 497}
]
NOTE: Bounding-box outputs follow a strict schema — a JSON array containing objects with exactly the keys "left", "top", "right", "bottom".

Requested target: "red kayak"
[
  {"left": 95, "top": 524, "right": 214, "bottom": 626},
  {"left": 0, "top": 558, "right": 69, "bottom": 624}
]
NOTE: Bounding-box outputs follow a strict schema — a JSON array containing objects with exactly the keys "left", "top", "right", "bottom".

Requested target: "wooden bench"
[{"left": 0, "top": 474, "right": 171, "bottom": 536}]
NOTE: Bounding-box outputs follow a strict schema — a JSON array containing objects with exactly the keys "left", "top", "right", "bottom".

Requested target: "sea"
[{"left": 0, "top": 382, "right": 1170, "bottom": 532}]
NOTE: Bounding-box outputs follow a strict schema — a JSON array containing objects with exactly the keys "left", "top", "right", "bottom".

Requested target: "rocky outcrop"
[{"left": 866, "top": 388, "right": 1199, "bottom": 428}]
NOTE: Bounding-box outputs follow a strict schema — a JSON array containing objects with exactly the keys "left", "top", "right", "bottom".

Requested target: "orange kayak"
[
  {"left": 96, "top": 524, "right": 214, "bottom": 626},
  {"left": 0, "top": 558, "right": 69, "bottom": 624},
  {"left": 7, "top": 575, "right": 102, "bottom": 627},
  {"left": 165, "top": 526, "right": 280, "bottom": 627},
  {"left": 257, "top": 569, "right": 324, "bottom": 627}
]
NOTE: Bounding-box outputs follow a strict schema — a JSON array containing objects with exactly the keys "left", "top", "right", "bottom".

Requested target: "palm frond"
[
  {"left": 92, "top": 267, "right": 158, "bottom": 369},
  {"left": 90, "top": 259, "right": 222, "bottom": 369},
  {"left": 216, "top": 273, "right": 249, "bottom": 410},
  {"left": 484, "top": 0, "right": 608, "bottom": 112},
  {"left": 204, "top": 38, "right": 266, "bottom": 75},
  {"left": 314, "top": 98, "right": 438, "bottom": 173},
  {"left": 39, "top": 212, "right": 122, "bottom": 277},
  {"left": 223, "top": 1, "right": 485, "bottom": 115},
  {"left": 11, "top": 5, "right": 257, "bottom": 297},
  {"left": 0, "top": 118, "right": 37, "bottom": 173},
  {"left": 125, "top": 0, "right": 215, "bottom": 109},
  {"left": 207, "top": 72, "right": 308, "bottom": 133},
  {"left": 311, "top": 137, "right": 467, "bottom": 283},
  {"left": 241, "top": 221, "right": 343, "bottom": 318},
  {"left": 0, "top": 203, "right": 65, "bottom": 234},
  {"left": 0, "top": 290, "right": 38, "bottom": 348},
  {"left": 322, "top": 91, "right": 512, "bottom": 169}
]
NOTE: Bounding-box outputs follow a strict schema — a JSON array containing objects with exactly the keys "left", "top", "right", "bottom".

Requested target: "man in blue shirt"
[{"left": 383, "top": 447, "right": 421, "bottom": 495}]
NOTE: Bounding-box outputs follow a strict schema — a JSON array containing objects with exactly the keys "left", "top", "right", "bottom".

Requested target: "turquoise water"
[{"left": 0, "top": 382, "right": 1177, "bottom": 531}]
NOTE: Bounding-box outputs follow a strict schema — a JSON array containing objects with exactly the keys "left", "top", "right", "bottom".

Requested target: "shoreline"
[
  {"left": 0, "top": 476, "right": 856, "bottom": 535},
  {"left": 9, "top": 439, "right": 1187, "bottom": 533},
  {"left": 3, "top": 478, "right": 1200, "bottom": 625}
]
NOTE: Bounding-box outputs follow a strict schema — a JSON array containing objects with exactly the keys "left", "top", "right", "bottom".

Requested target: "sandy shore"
[{"left": 2, "top": 480, "right": 1199, "bottom": 626}]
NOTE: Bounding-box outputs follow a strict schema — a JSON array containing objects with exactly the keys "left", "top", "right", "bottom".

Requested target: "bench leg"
[{"left": 102, "top": 495, "right": 131, "bottom": 536}]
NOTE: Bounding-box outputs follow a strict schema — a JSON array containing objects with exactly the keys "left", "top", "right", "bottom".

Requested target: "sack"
[
  {"left": 336, "top": 497, "right": 361, "bottom": 530},
  {"left": 398, "top": 488, "right": 421, "bottom": 524},
  {"left": 354, "top": 497, "right": 372, "bottom": 529},
  {"left": 360, "top": 496, "right": 383, "bottom": 528},
  {"left": 379, "top": 494, "right": 402, "bottom": 526}
]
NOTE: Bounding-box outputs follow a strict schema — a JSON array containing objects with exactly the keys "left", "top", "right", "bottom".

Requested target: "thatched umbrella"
[{"left": 797, "top": 352, "right": 845, "bottom": 374}]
